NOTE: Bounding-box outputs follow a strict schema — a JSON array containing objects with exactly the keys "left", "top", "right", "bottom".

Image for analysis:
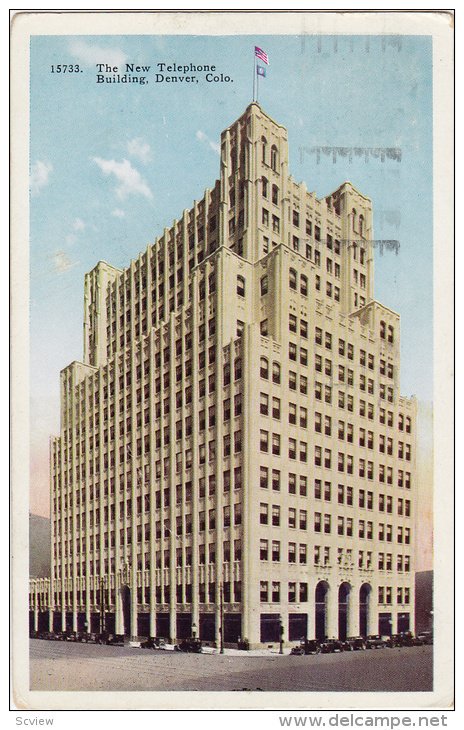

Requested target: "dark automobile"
[
  {"left": 387, "top": 632, "right": 423, "bottom": 648},
  {"left": 174, "top": 637, "right": 202, "bottom": 653},
  {"left": 386, "top": 633, "right": 404, "bottom": 648},
  {"left": 416, "top": 631, "right": 433, "bottom": 645},
  {"left": 141, "top": 637, "right": 166, "bottom": 650},
  {"left": 319, "top": 639, "right": 344, "bottom": 653},
  {"left": 400, "top": 632, "right": 424, "bottom": 647},
  {"left": 291, "top": 639, "right": 320, "bottom": 655},
  {"left": 104, "top": 633, "right": 125, "bottom": 646},
  {"left": 365, "top": 634, "right": 387, "bottom": 649},
  {"left": 345, "top": 636, "right": 367, "bottom": 651}
]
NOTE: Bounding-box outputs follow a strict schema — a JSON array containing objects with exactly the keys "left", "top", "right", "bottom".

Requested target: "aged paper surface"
[{"left": 11, "top": 10, "right": 453, "bottom": 712}]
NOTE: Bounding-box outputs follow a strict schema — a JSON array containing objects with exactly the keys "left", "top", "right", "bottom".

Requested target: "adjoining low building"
[{"left": 37, "top": 103, "right": 417, "bottom": 647}]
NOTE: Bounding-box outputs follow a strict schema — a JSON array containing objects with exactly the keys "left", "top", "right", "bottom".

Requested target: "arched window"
[
  {"left": 300, "top": 274, "right": 308, "bottom": 296},
  {"left": 359, "top": 214, "right": 365, "bottom": 236},
  {"left": 260, "top": 357, "right": 269, "bottom": 379},
  {"left": 352, "top": 208, "right": 357, "bottom": 232},
  {"left": 262, "top": 176, "right": 268, "bottom": 198},
  {"left": 272, "top": 184, "right": 279, "bottom": 205},
  {"left": 236, "top": 275, "right": 245, "bottom": 297},
  {"left": 380, "top": 320, "right": 386, "bottom": 339},
  {"left": 270, "top": 145, "right": 278, "bottom": 172},
  {"left": 272, "top": 361, "right": 281, "bottom": 384},
  {"left": 289, "top": 268, "right": 298, "bottom": 290},
  {"left": 261, "top": 136, "right": 267, "bottom": 164},
  {"left": 388, "top": 325, "right": 394, "bottom": 344}
]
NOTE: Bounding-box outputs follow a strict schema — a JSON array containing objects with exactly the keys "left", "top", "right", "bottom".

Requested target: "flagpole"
[
  {"left": 253, "top": 49, "right": 256, "bottom": 101},
  {"left": 256, "top": 65, "right": 260, "bottom": 104}
]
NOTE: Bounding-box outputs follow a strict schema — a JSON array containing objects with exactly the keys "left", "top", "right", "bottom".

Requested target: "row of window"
[
  {"left": 259, "top": 503, "right": 411, "bottom": 542},
  {"left": 259, "top": 540, "right": 411, "bottom": 572},
  {"left": 259, "top": 581, "right": 411, "bottom": 605},
  {"left": 260, "top": 430, "right": 411, "bottom": 466}
]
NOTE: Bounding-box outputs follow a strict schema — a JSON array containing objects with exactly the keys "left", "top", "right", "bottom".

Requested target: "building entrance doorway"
[
  {"left": 315, "top": 581, "right": 329, "bottom": 640},
  {"left": 338, "top": 582, "right": 351, "bottom": 640}
]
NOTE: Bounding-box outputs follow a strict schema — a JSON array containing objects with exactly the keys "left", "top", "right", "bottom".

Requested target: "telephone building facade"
[{"left": 35, "top": 103, "right": 417, "bottom": 647}]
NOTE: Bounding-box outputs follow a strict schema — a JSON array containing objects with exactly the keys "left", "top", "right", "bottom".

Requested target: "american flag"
[{"left": 255, "top": 46, "right": 269, "bottom": 65}]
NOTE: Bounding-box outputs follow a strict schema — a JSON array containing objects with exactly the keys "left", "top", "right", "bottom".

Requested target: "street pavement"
[{"left": 30, "top": 639, "right": 433, "bottom": 693}]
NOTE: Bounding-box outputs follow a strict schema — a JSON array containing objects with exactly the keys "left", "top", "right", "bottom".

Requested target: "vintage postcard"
[{"left": 11, "top": 10, "right": 454, "bottom": 712}]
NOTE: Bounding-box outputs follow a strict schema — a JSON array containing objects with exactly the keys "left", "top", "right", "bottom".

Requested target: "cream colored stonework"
[{"left": 31, "top": 103, "right": 416, "bottom": 648}]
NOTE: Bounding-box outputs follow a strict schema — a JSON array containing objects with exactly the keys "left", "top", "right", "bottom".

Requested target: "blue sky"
[{"left": 30, "top": 34, "right": 433, "bottom": 515}]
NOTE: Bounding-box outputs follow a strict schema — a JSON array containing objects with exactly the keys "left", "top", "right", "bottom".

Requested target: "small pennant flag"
[
  {"left": 257, "top": 65, "right": 266, "bottom": 77},
  {"left": 255, "top": 46, "right": 269, "bottom": 65}
]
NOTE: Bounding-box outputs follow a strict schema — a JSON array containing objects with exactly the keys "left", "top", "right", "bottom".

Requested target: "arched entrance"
[
  {"left": 359, "top": 583, "right": 372, "bottom": 637},
  {"left": 122, "top": 585, "right": 131, "bottom": 637},
  {"left": 338, "top": 582, "right": 351, "bottom": 640},
  {"left": 315, "top": 581, "right": 329, "bottom": 640}
]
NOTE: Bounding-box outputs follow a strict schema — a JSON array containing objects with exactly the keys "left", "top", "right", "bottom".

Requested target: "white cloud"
[
  {"left": 92, "top": 157, "right": 153, "bottom": 200},
  {"left": 69, "top": 40, "right": 127, "bottom": 69},
  {"left": 196, "top": 130, "right": 220, "bottom": 156},
  {"left": 127, "top": 138, "right": 152, "bottom": 165},
  {"left": 30, "top": 160, "right": 52, "bottom": 196},
  {"left": 112, "top": 208, "right": 125, "bottom": 218},
  {"left": 52, "top": 250, "right": 78, "bottom": 274},
  {"left": 73, "top": 217, "right": 86, "bottom": 231},
  {"left": 65, "top": 233, "right": 77, "bottom": 247}
]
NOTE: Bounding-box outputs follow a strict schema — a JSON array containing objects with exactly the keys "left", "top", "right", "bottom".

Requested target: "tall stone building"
[{"left": 36, "top": 103, "right": 417, "bottom": 647}]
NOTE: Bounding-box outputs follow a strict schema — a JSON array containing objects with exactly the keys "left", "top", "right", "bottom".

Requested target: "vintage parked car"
[
  {"left": 365, "top": 634, "right": 388, "bottom": 649},
  {"left": 290, "top": 639, "right": 321, "bottom": 655},
  {"left": 386, "top": 633, "right": 404, "bottom": 648},
  {"left": 416, "top": 631, "right": 433, "bottom": 645},
  {"left": 174, "top": 637, "right": 202, "bottom": 653},
  {"left": 319, "top": 639, "right": 344, "bottom": 654},
  {"left": 386, "top": 632, "right": 423, "bottom": 648},
  {"left": 141, "top": 637, "right": 166, "bottom": 650},
  {"left": 104, "top": 633, "right": 125, "bottom": 646},
  {"left": 345, "top": 636, "right": 367, "bottom": 651}
]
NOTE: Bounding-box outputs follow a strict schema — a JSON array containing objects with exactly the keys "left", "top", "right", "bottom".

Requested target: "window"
[
  {"left": 260, "top": 539, "right": 268, "bottom": 560},
  {"left": 261, "top": 136, "right": 267, "bottom": 163},
  {"left": 260, "top": 581, "right": 268, "bottom": 602},
  {"left": 289, "top": 402, "right": 297, "bottom": 425},
  {"left": 272, "top": 540, "right": 280, "bottom": 561},
  {"left": 289, "top": 314, "right": 297, "bottom": 333},
  {"left": 260, "top": 275, "right": 268, "bottom": 295},
  {"left": 272, "top": 184, "right": 279, "bottom": 205},
  {"left": 260, "top": 392, "right": 269, "bottom": 416},
  {"left": 259, "top": 503, "right": 268, "bottom": 525},
  {"left": 272, "top": 469, "right": 280, "bottom": 491},
  {"left": 272, "top": 505, "right": 280, "bottom": 526},
  {"left": 272, "top": 433, "right": 281, "bottom": 455},
  {"left": 301, "top": 275, "right": 308, "bottom": 296},
  {"left": 272, "top": 362, "right": 281, "bottom": 384},
  {"left": 288, "top": 508, "right": 297, "bottom": 529},
  {"left": 289, "top": 268, "right": 298, "bottom": 290},
  {"left": 260, "top": 466, "right": 269, "bottom": 489},
  {"left": 272, "top": 397, "right": 281, "bottom": 419},
  {"left": 262, "top": 176, "right": 268, "bottom": 198},
  {"left": 260, "top": 430, "right": 269, "bottom": 452},
  {"left": 270, "top": 145, "right": 278, "bottom": 171},
  {"left": 260, "top": 357, "right": 269, "bottom": 379},
  {"left": 288, "top": 542, "right": 296, "bottom": 563}
]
